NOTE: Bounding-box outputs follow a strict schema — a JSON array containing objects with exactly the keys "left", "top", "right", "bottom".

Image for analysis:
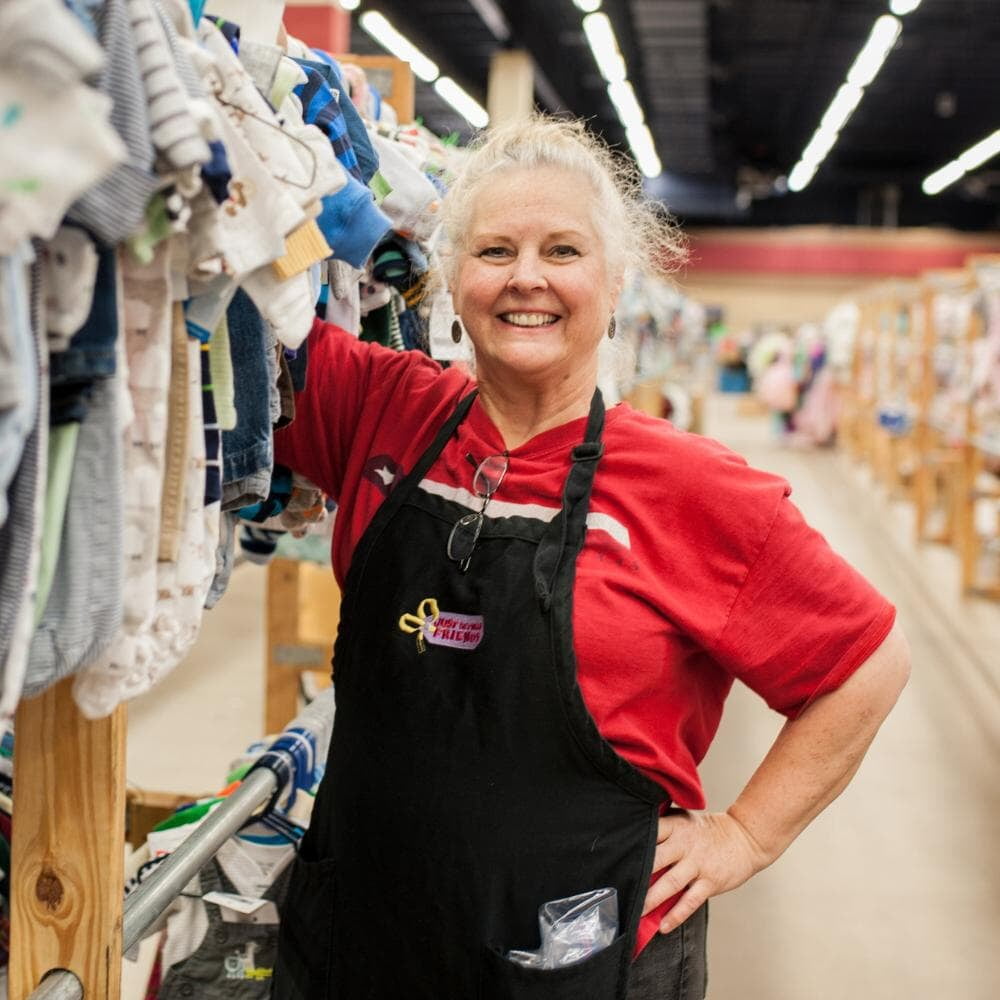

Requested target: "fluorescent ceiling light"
[
  {"left": 787, "top": 161, "right": 817, "bottom": 193},
  {"left": 788, "top": 14, "right": 903, "bottom": 194},
  {"left": 820, "top": 83, "right": 864, "bottom": 134},
  {"left": 574, "top": 0, "right": 603, "bottom": 11},
  {"left": 582, "top": 13, "right": 626, "bottom": 83},
  {"left": 958, "top": 129, "right": 1000, "bottom": 171},
  {"left": 802, "top": 127, "right": 838, "bottom": 167},
  {"left": 922, "top": 161, "right": 966, "bottom": 196},
  {"left": 846, "top": 15, "right": 901, "bottom": 88},
  {"left": 607, "top": 80, "right": 645, "bottom": 130},
  {"left": 923, "top": 128, "right": 1000, "bottom": 195},
  {"left": 338, "top": 0, "right": 360, "bottom": 11},
  {"left": 358, "top": 11, "right": 439, "bottom": 83},
  {"left": 889, "top": 0, "right": 921, "bottom": 14},
  {"left": 625, "top": 123, "right": 662, "bottom": 178},
  {"left": 433, "top": 76, "right": 489, "bottom": 128}
]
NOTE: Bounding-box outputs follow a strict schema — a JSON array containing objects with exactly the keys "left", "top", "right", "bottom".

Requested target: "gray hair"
[{"left": 440, "top": 115, "right": 687, "bottom": 287}]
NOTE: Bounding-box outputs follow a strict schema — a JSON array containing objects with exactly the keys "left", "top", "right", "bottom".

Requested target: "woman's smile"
[{"left": 496, "top": 311, "right": 561, "bottom": 328}]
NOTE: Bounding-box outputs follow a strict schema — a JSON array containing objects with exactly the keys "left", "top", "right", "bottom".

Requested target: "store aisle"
[{"left": 698, "top": 394, "right": 1000, "bottom": 1000}]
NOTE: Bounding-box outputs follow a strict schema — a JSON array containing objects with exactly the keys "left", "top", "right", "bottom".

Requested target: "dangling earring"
[
  {"left": 607, "top": 316, "right": 616, "bottom": 340},
  {"left": 451, "top": 318, "right": 463, "bottom": 344}
]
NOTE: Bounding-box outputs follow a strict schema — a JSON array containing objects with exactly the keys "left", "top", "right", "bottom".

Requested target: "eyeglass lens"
[
  {"left": 447, "top": 511, "right": 483, "bottom": 564},
  {"left": 447, "top": 453, "right": 509, "bottom": 570},
  {"left": 473, "top": 454, "right": 508, "bottom": 498}
]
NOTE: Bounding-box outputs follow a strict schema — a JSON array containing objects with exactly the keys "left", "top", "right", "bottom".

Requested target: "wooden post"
[
  {"left": 487, "top": 50, "right": 534, "bottom": 125},
  {"left": 913, "top": 281, "right": 936, "bottom": 541},
  {"left": 10, "top": 679, "right": 126, "bottom": 999},
  {"left": 265, "top": 558, "right": 340, "bottom": 736},
  {"left": 957, "top": 294, "right": 984, "bottom": 593}
]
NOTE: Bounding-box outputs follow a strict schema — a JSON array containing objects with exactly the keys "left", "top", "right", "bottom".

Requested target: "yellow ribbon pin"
[{"left": 398, "top": 598, "right": 440, "bottom": 654}]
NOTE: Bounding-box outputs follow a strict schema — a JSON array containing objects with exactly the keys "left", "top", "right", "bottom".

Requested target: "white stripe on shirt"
[{"left": 417, "top": 479, "right": 632, "bottom": 550}]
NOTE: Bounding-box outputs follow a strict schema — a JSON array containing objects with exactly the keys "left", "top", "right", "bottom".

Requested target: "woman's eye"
[
  {"left": 550, "top": 245, "right": 579, "bottom": 258},
  {"left": 478, "top": 246, "right": 511, "bottom": 258}
]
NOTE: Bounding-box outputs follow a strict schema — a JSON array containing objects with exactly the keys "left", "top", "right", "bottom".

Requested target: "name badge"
[{"left": 399, "top": 598, "right": 484, "bottom": 654}]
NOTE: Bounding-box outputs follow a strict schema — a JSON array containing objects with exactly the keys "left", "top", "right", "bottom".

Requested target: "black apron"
[{"left": 273, "top": 389, "right": 669, "bottom": 999}]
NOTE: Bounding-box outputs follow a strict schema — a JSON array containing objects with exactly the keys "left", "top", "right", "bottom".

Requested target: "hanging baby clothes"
[
  {"left": 0, "top": 246, "right": 48, "bottom": 716},
  {"left": 0, "top": 0, "right": 466, "bottom": 723},
  {"left": 156, "top": 839, "right": 295, "bottom": 999}
]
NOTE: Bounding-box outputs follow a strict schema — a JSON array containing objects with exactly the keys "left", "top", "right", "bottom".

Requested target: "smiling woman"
[
  {"left": 271, "top": 113, "right": 908, "bottom": 1000},
  {"left": 452, "top": 166, "right": 618, "bottom": 441}
]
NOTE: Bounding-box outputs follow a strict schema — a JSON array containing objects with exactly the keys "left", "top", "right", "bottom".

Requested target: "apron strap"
[
  {"left": 386, "top": 388, "right": 479, "bottom": 506},
  {"left": 533, "top": 388, "right": 605, "bottom": 611},
  {"left": 337, "top": 388, "right": 478, "bottom": 628}
]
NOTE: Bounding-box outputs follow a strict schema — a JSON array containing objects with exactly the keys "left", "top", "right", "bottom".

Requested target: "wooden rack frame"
[
  {"left": 838, "top": 253, "right": 1000, "bottom": 601},
  {"left": 912, "top": 269, "right": 972, "bottom": 547},
  {"left": 956, "top": 255, "right": 1000, "bottom": 596}
]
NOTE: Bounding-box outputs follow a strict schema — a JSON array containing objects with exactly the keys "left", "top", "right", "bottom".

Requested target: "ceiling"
[{"left": 349, "top": 0, "right": 1000, "bottom": 230}]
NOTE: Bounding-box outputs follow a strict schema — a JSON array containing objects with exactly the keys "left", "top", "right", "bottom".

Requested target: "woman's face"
[{"left": 452, "top": 166, "right": 619, "bottom": 397}]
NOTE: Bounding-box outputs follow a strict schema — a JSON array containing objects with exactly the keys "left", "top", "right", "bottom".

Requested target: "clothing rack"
[
  {"left": 836, "top": 253, "right": 1000, "bottom": 599},
  {"left": 16, "top": 688, "right": 331, "bottom": 999},
  {"left": 4, "top": 35, "right": 417, "bottom": 995},
  {"left": 21, "top": 767, "right": 278, "bottom": 1000}
]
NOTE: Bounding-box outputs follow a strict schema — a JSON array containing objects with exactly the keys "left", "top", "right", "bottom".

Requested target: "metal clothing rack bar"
[
  {"left": 27, "top": 973, "right": 84, "bottom": 1000},
  {"left": 122, "top": 766, "right": 279, "bottom": 952},
  {"left": 26, "top": 767, "right": 279, "bottom": 1000}
]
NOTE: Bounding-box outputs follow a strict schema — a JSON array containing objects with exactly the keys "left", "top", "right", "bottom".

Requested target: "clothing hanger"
[{"left": 212, "top": 94, "right": 318, "bottom": 190}]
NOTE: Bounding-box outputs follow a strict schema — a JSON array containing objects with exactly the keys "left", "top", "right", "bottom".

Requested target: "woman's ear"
[{"left": 609, "top": 269, "right": 625, "bottom": 313}]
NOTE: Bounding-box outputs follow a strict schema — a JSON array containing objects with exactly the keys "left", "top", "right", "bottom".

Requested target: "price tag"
[{"left": 203, "top": 891, "right": 268, "bottom": 915}]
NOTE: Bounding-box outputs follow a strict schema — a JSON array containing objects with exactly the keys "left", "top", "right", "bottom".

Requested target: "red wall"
[
  {"left": 684, "top": 227, "right": 1000, "bottom": 277},
  {"left": 284, "top": 3, "right": 350, "bottom": 54}
]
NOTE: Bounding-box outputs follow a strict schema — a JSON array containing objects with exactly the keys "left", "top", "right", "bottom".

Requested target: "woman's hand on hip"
[{"left": 641, "top": 810, "right": 769, "bottom": 935}]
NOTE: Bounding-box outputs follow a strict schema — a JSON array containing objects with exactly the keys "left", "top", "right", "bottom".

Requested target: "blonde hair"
[{"left": 441, "top": 115, "right": 686, "bottom": 285}]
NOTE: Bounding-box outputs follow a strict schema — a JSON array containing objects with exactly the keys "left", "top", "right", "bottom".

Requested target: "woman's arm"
[{"left": 643, "top": 620, "right": 911, "bottom": 933}]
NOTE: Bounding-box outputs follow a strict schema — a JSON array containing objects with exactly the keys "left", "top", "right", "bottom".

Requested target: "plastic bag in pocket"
[{"left": 506, "top": 888, "right": 618, "bottom": 970}]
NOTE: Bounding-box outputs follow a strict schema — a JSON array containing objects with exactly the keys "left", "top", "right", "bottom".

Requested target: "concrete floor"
[
  {"left": 127, "top": 391, "right": 1000, "bottom": 999},
  {"left": 697, "top": 395, "right": 1000, "bottom": 1000}
]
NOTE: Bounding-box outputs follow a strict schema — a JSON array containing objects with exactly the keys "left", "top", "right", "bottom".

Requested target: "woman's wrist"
[{"left": 723, "top": 803, "right": 791, "bottom": 873}]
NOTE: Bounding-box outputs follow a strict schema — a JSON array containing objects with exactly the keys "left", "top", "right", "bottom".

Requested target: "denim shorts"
[{"left": 627, "top": 904, "right": 708, "bottom": 1000}]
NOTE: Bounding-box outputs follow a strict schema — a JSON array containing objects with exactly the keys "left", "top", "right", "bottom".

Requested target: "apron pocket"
[
  {"left": 480, "top": 933, "right": 628, "bottom": 1000},
  {"left": 271, "top": 855, "right": 336, "bottom": 1000}
]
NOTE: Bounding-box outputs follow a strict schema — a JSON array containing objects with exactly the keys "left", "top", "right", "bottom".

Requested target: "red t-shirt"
[{"left": 275, "top": 320, "right": 896, "bottom": 953}]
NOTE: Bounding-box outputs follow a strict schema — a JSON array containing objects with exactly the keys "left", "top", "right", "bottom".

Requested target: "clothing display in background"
[{"left": 0, "top": 0, "right": 467, "bottom": 718}]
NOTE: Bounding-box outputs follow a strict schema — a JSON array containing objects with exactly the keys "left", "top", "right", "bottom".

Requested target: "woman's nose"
[{"left": 506, "top": 253, "right": 547, "bottom": 292}]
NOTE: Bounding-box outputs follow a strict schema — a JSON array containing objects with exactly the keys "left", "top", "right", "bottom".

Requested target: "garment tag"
[
  {"left": 218, "top": 901, "right": 281, "bottom": 925},
  {"left": 203, "top": 890, "right": 269, "bottom": 915}
]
